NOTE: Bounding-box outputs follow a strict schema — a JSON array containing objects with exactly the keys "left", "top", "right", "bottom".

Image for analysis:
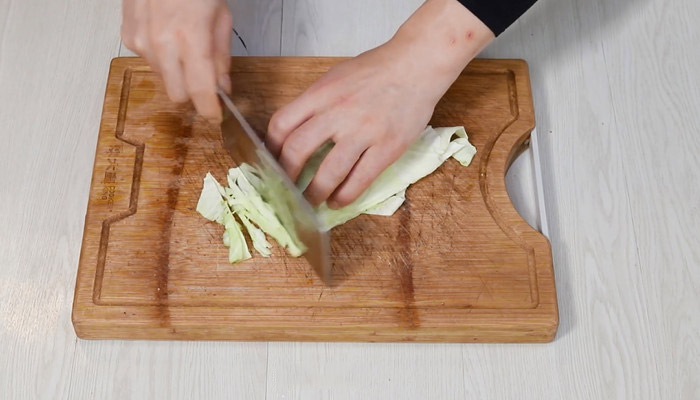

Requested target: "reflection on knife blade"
[{"left": 217, "top": 88, "right": 332, "bottom": 284}]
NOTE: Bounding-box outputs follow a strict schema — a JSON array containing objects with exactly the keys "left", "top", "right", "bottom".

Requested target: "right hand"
[{"left": 121, "top": 0, "right": 232, "bottom": 123}]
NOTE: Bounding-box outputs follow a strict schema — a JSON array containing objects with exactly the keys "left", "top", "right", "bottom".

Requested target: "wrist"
[{"left": 387, "top": 0, "right": 494, "bottom": 101}]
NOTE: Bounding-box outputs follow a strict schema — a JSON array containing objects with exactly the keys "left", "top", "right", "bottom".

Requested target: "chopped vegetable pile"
[{"left": 197, "top": 126, "right": 476, "bottom": 263}]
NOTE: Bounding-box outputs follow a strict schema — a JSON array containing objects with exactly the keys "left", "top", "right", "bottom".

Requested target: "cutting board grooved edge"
[
  {"left": 93, "top": 65, "right": 148, "bottom": 305},
  {"left": 476, "top": 68, "right": 541, "bottom": 308}
]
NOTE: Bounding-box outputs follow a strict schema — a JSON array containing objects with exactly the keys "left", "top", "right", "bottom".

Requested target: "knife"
[{"left": 217, "top": 88, "right": 332, "bottom": 284}]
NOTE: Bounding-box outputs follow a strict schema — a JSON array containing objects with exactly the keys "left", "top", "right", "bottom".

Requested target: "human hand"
[
  {"left": 266, "top": 0, "right": 494, "bottom": 209},
  {"left": 121, "top": 0, "right": 232, "bottom": 123}
]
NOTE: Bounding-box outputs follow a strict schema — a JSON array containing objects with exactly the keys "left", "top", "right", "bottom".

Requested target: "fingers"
[
  {"left": 213, "top": 7, "right": 233, "bottom": 93},
  {"left": 278, "top": 115, "right": 335, "bottom": 181},
  {"left": 152, "top": 38, "right": 188, "bottom": 102},
  {"left": 303, "top": 139, "right": 368, "bottom": 207},
  {"left": 123, "top": 0, "right": 229, "bottom": 123},
  {"left": 327, "top": 144, "right": 403, "bottom": 209},
  {"left": 181, "top": 23, "right": 222, "bottom": 123},
  {"left": 266, "top": 93, "right": 320, "bottom": 157},
  {"left": 121, "top": 0, "right": 158, "bottom": 68}
]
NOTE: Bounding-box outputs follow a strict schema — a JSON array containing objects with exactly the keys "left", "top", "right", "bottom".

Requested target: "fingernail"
[
  {"left": 218, "top": 75, "right": 232, "bottom": 93},
  {"left": 326, "top": 200, "right": 340, "bottom": 209},
  {"left": 303, "top": 192, "right": 319, "bottom": 208}
]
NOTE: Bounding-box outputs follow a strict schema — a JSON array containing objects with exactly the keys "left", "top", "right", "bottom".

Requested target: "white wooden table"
[{"left": 1, "top": 0, "right": 698, "bottom": 398}]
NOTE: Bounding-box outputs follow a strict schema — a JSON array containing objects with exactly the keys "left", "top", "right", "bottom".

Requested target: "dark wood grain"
[{"left": 72, "top": 57, "right": 558, "bottom": 342}]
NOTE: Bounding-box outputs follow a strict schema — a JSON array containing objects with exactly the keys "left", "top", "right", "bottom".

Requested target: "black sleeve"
[{"left": 457, "top": 0, "right": 537, "bottom": 36}]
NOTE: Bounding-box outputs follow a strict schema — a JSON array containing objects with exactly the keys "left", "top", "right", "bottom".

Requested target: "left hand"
[
  {"left": 267, "top": 42, "right": 438, "bottom": 209},
  {"left": 266, "top": 0, "right": 494, "bottom": 209}
]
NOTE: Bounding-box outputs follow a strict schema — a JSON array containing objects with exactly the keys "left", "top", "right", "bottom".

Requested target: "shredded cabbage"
[
  {"left": 197, "top": 173, "right": 251, "bottom": 262},
  {"left": 196, "top": 126, "right": 476, "bottom": 263},
  {"left": 226, "top": 167, "right": 303, "bottom": 257},
  {"left": 221, "top": 200, "right": 251, "bottom": 262},
  {"left": 307, "top": 126, "right": 476, "bottom": 229},
  {"left": 196, "top": 172, "right": 226, "bottom": 224}
]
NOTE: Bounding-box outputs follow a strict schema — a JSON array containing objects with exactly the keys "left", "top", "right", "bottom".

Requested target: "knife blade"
[{"left": 217, "top": 88, "right": 332, "bottom": 284}]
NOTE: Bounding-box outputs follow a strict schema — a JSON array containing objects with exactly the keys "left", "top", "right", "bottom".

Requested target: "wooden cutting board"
[{"left": 72, "top": 57, "right": 558, "bottom": 342}]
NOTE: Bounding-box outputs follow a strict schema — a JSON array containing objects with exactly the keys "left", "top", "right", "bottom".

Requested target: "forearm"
[{"left": 387, "top": 0, "right": 495, "bottom": 104}]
